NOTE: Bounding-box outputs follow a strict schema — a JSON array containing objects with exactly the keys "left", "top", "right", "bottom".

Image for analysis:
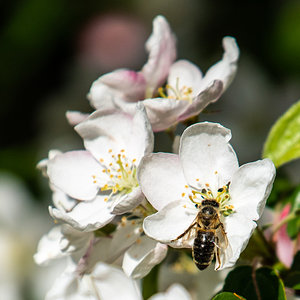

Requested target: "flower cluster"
[{"left": 35, "top": 15, "right": 276, "bottom": 299}]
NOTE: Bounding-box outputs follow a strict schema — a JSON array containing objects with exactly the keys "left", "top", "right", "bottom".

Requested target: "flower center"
[
  {"left": 183, "top": 183, "right": 235, "bottom": 217},
  {"left": 92, "top": 149, "right": 138, "bottom": 202},
  {"left": 158, "top": 77, "right": 193, "bottom": 103}
]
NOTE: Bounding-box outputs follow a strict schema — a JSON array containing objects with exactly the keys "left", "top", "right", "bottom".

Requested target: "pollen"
[
  {"left": 181, "top": 193, "right": 185, "bottom": 197},
  {"left": 131, "top": 220, "right": 136, "bottom": 225},
  {"left": 136, "top": 238, "right": 141, "bottom": 244},
  {"left": 92, "top": 175, "right": 96, "bottom": 179},
  {"left": 99, "top": 158, "right": 104, "bottom": 163},
  {"left": 214, "top": 171, "right": 218, "bottom": 174},
  {"left": 185, "top": 185, "right": 189, "bottom": 188},
  {"left": 196, "top": 178, "right": 199, "bottom": 182},
  {"left": 93, "top": 180, "right": 97, "bottom": 183},
  {"left": 121, "top": 149, "right": 125, "bottom": 153},
  {"left": 205, "top": 183, "right": 210, "bottom": 187},
  {"left": 183, "top": 205, "right": 187, "bottom": 208},
  {"left": 132, "top": 158, "right": 136, "bottom": 163},
  {"left": 104, "top": 197, "right": 108, "bottom": 202}
]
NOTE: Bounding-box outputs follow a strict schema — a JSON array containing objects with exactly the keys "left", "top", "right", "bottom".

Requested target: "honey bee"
[{"left": 172, "top": 197, "right": 229, "bottom": 271}]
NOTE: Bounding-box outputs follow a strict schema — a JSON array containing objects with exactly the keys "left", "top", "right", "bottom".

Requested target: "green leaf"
[
  {"left": 287, "top": 188, "right": 300, "bottom": 239},
  {"left": 263, "top": 100, "right": 300, "bottom": 167},
  {"left": 284, "top": 271, "right": 300, "bottom": 289},
  {"left": 223, "top": 266, "right": 286, "bottom": 300},
  {"left": 212, "top": 292, "right": 246, "bottom": 300},
  {"left": 291, "top": 251, "right": 300, "bottom": 271}
]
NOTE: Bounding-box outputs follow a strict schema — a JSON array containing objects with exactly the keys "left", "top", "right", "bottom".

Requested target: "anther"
[{"left": 218, "top": 188, "right": 224, "bottom": 193}]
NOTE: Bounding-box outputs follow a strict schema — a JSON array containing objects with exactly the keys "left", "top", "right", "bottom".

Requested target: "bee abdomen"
[{"left": 192, "top": 230, "right": 215, "bottom": 270}]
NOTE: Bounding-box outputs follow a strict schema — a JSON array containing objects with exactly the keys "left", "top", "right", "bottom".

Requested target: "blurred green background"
[{"left": 0, "top": 0, "right": 300, "bottom": 299}]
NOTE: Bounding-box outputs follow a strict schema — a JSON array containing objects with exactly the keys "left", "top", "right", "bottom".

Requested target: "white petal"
[
  {"left": 178, "top": 80, "right": 223, "bottom": 121},
  {"left": 52, "top": 189, "right": 77, "bottom": 212},
  {"left": 76, "top": 104, "right": 153, "bottom": 163},
  {"left": 123, "top": 235, "right": 168, "bottom": 279},
  {"left": 137, "top": 153, "right": 187, "bottom": 210},
  {"left": 37, "top": 149, "right": 62, "bottom": 177},
  {"left": 88, "top": 69, "right": 146, "bottom": 109},
  {"left": 220, "top": 213, "right": 257, "bottom": 270},
  {"left": 168, "top": 60, "right": 203, "bottom": 97},
  {"left": 179, "top": 122, "right": 239, "bottom": 193},
  {"left": 142, "top": 15, "right": 176, "bottom": 96},
  {"left": 49, "top": 195, "right": 115, "bottom": 232},
  {"left": 229, "top": 159, "right": 276, "bottom": 221},
  {"left": 65, "top": 111, "right": 88, "bottom": 126},
  {"left": 110, "top": 186, "right": 145, "bottom": 215},
  {"left": 199, "top": 37, "right": 239, "bottom": 93},
  {"left": 143, "top": 200, "right": 197, "bottom": 246},
  {"left": 47, "top": 151, "right": 102, "bottom": 201},
  {"left": 92, "top": 263, "right": 142, "bottom": 300},
  {"left": 143, "top": 97, "right": 189, "bottom": 131},
  {"left": 76, "top": 222, "right": 142, "bottom": 275},
  {"left": 34, "top": 226, "right": 66, "bottom": 266},
  {"left": 148, "top": 284, "right": 192, "bottom": 300}
]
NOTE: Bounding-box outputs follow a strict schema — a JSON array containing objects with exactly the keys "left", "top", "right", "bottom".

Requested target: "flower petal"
[
  {"left": 143, "top": 97, "right": 189, "bottom": 131},
  {"left": 76, "top": 222, "right": 141, "bottom": 275},
  {"left": 88, "top": 69, "right": 146, "bottom": 109},
  {"left": 76, "top": 103, "right": 153, "bottom": 164},
  {"left": 167, "top": 60, "right": 203, "bottom": 97},
  {"left": 142, "top": 15, "right": 176, "bottom": 97},
  {"left": 122, "top": 235, "right": 168, "bottom": 279},
  {"left": 65, "top": 111, "right": 88, "bottom": 126},
  {"left": 92, "top": 263, "right": 142, "bottom": 300},
  {"left": 148, "top": 284, "right": 192, "bottom": 300},
  {"left": 179, "top": 122, "right": 239, "bottom": 193},
  {"left": 220, "top": 213, "right": 257, "bottom": 270},
  {"left": 34, "top": 226, "right": 66, "bottom": 266},
  {"left": 229, "top": 158, "right": 276, "bottom": 221},
  {"left": 49, "top": 195, "right": 115, "bottom": 232},
  {"left": 178, "top": 80, "right": 223, "bottom": 121},
  {"left": 143, "top": 200, "right": 197, "bottom": 246},
  {"left": 110, "top": 186, "right": 145, "bottom": 215},
  {"left": 199, "top": 36, "right": 239, "bottom": 93},
  {"left": 47, "top": 150, "right": 102, "bottom": 201},
  {"left": 137, "top": 153, "right": 187, "bottom": 210}
]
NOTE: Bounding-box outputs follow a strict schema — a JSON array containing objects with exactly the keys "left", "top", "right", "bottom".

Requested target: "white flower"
[
  {"left": 138, "top": 122, "right": 276, "bottom": 270},
  {"left": 88, "top": 14, "right": 239, "bottom": 132},
  {"left": 46, "top": 103, "right": 154, "bottom": 231},
  {"left": 88, "top": 15, "right": 176, "bottom": 108},
  {"left": 46, "top": 261, "right": 191, "bottom": 300}
]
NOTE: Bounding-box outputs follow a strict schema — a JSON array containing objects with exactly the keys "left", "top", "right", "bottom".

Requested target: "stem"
[{"left": 252, "top": 258, "right": 262, "bottom": 300}]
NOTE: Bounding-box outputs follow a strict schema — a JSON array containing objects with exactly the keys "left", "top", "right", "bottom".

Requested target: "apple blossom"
[
  {"left": 45, "top": 103, "right": 153, "bottom": 231},
  {"left": 88, "top": 15, "right": 239, "bottom": 132},
  {"left": 138, "top": 122, "right": 276, "bottom": 270}
]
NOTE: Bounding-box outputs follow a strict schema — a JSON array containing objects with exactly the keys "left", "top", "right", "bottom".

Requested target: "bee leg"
[{"left": 171, "top": 222, "right": 197, "bottom": 242}]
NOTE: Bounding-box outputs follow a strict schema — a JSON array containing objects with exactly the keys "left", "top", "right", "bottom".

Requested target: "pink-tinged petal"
[
  {"left": 122, "top": 235, "right": 168, "bottom": 279},
  {"left": 143, "top": 97, "right": 189, "bottom": 132},
  {"left": 47, "top": 150, "right": 102, "bottom": 201},
  {"left": 199, "top": 37, "right": 239, "bottom": 93},
  {"left": 142, "top": 15, "right": 176, "bottom": 97},
  {"left": 92, "top": 263, "right": 142, "bottom": 300},
  {"left": 137, "top": 153, "right": 187, "bottom": 211},
  {"left": 179, "top": 122, "right": 238, "bottom": 193},
  {"left": 76, "top": 222, "right": 141, "bottom": 275},
  {"left": 143, "top": 200, "right": 197, "bottom": 246},
  {"left": 274, "top": 204, "right": 294, "bottom": 267},
  {"left": 88, "top": 69, "right": 146, "bottom": 109},
  {"left": 49, "top": 195, "right": 115, "bottom": 232},
  {"left": 65, "top": 111, "right": 88, "bottom": 126},
  {"left": 148, "top": 284, "right": 192, "bottom": 300},
  {"left": 178, "top": 80, "right": 223, "bottom": 121},
  {"left": 34, "top": 226, "right": 66, "bottom": 266},
  {"left": 167, "top": 60, "right": 203, "bottom": 97},
  {"left": 219, "top": 213, "right": 257, "bottom": 270},
  {"left": 229, "top": 159, "right": 276, "bottom": 221},
  {"left": 110, "top": 186, "right": 145, "bottom": 215}
]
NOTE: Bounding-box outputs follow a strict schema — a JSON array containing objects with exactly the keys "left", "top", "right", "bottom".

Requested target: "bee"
[{"left": 171, "top": 198, "right": 229, "bottom": 271}]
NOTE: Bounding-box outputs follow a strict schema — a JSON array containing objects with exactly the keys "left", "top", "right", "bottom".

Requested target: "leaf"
[
  {"left": 287, "top": 188, "right": 300, "bottom": 239},
  {"left": 263, "top": 100, "right": 300, "bottom": 167},
  {"left": 222, "top": 266, "right": 286, "bottom": 300},
  {"left": 291, "top": 251, "right": 300, "bottom": 271},
  {"left": 212, "top": 292, "right": 246, "bottom": 300}
]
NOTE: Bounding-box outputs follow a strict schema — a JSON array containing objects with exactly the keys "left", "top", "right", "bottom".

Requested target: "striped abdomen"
[{"left": 192, "top": 229, "right": 215, "bottom": 270}]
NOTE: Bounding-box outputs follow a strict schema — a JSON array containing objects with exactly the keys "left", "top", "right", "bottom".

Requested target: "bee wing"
[{"left": 215, "top": 222, "right": 232, "bottom": 270}]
